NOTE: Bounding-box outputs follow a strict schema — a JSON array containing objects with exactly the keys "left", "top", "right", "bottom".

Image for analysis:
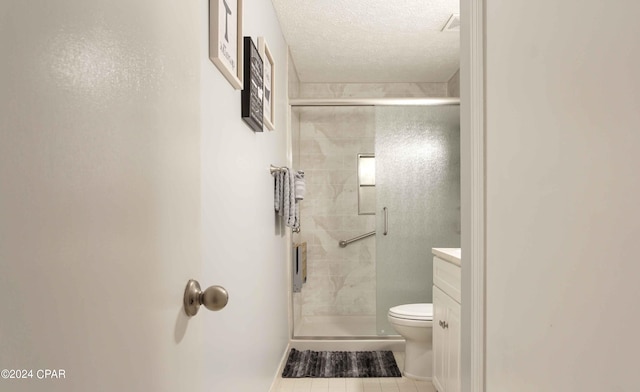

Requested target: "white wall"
[
  {"left": 485, "top": 0, "right": 640, "bottom": 390},
  {"left": 200, "top": 0, "right": 289, "bottom": 390}
]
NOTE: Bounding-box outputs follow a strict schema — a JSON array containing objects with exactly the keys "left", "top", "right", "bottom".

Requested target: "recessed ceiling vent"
[{"left": 442, "top": 14, "right": 460, "bottom": 32}]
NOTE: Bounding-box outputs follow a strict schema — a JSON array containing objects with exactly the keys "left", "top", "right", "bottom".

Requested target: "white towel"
[{"left": 295, "top": 170, "right": 305, "bottom": 201}]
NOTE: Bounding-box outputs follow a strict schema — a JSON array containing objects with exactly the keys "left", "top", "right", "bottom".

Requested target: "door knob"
[{"left": 183, "top": 279, "right": 229, "bottom": 317}]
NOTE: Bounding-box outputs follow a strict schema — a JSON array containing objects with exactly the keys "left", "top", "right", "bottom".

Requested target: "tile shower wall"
[
  {"left": 299, "top": 83, "right": 448, "bottom": 99},
  {"left": 296, "top": 106, "right": 377, "bottom": 319}
]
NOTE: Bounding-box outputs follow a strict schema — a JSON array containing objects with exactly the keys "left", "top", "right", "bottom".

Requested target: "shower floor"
[{"left": 294, "top": 315, "right": 378, "bottom": 337}]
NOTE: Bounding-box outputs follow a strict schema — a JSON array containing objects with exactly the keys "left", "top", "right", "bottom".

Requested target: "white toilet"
[{"left": 388, "top": 303, "right": 433, "bottom": 380}]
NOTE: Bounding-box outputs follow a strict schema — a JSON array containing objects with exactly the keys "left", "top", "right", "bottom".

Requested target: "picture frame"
[
  {"left": 241, "top": 37, "right": 264, "bottom": 133},
  {"left": 258, "top": 37, "right": 275, "bottom": 131},
  {"left": 209, "top": 0, "right": 243, "bottom": 89}
]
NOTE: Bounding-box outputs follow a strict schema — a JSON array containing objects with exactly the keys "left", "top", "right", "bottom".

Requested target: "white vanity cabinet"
[{"left": 432, "top": 249, "right": 461, "bottom": 392}]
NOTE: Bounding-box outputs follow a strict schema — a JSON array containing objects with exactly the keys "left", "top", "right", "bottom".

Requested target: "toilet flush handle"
[{"left": 183, "top": 279, "right": 229, "bottom": 317}]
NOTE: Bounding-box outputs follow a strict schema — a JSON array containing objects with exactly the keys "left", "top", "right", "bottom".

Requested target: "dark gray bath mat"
[{"left": 281, "top": 348, "right": 401, "bottom": 378}]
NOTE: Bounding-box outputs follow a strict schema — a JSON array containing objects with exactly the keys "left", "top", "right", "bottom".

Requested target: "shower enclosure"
[{"left": 291, "top": 100, "right": 460, "bottom": 339}]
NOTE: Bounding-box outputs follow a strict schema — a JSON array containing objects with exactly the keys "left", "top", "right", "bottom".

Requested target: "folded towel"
[{"left": 295, "top": 170, "right": 305, "bottom": 201}]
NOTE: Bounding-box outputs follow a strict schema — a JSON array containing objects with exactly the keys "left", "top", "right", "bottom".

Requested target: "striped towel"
[{"left": 273, "top": 167, "right": 299, "bottom": 230}]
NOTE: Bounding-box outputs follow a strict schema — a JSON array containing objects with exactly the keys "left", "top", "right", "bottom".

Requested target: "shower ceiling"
[{"left": 271, "top": 0, "right": 460, "bottom": 83}]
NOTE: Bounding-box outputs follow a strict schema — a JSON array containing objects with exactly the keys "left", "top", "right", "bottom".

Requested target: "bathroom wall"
[
  {"left": 200, "top": 0, "right": 289, "bottom": 390},
  {"left": 288, "top": 49, "right": 301, "bottom": 100},
  {"left": 484, "top": 0, "right": 640, "bottom": 390},
  {"left": 447, "top": 70, "right": 460, "bottom": 97}
]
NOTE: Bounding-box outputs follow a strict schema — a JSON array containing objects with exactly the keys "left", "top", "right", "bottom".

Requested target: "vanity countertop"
[{"left": 432, "top": 248, "right": 461, "bottom": 267}]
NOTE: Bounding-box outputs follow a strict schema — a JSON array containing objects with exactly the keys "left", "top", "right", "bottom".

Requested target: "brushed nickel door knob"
[{"left": 183, "top": 279, "right": 229, "bottom": 317}]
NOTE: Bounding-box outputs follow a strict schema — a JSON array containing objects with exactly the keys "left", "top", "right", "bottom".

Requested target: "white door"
[{"left": 0, "top": 1, "right": 203, "bottom": 391}]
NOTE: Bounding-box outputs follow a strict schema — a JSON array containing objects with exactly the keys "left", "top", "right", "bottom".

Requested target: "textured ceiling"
[{"left": 271, "top": 0, "right": 460, "bottom": 83}]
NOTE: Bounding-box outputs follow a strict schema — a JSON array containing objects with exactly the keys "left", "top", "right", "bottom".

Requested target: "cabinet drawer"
[{"left": 433, "top": 256, "right": 461, "bottom": 303}]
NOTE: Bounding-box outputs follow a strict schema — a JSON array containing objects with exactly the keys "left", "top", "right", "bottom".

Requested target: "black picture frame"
[{"left": 241, "top": 37, "right": 264, "bottom": 132}]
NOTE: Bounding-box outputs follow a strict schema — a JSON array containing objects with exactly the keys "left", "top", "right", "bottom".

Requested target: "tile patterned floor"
[{"left": 271, "top": 353, "right": 436, "bottom": 392}]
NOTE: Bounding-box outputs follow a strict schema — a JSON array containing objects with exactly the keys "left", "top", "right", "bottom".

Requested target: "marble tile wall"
[
  {"left": 298, "top": 83, "right": 448, "bottom": 99},
  {"left": 296, "top": 106, "right": 377, "bottom": 318}
]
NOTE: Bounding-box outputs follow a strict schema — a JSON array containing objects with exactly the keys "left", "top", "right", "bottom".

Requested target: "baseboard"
[{"left": 268, "top": 342, "right": 292, "bottom": 392}]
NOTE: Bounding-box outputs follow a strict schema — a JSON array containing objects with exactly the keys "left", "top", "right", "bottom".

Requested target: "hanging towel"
[
  {"left": 274, "top": 170, "right": 283, "bottom": 212},
  {"left": 273, "top": 168, "right": 288, "bottom": 215},
  {"left": 287, "top": 168, "right": 296, "bottom": 227},
  {"left": 294, "top": 170, "right": 305, "bottom": 201},
  {"left": 272, "top": 166, "right": 301, "bottom": 231},
  {"left": 293, "top": 202, "right": 300, "bottom": 232}
]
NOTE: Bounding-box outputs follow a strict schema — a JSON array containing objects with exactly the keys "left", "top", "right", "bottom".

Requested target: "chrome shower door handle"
[{"left": 383, "top": 207, "right": 388, "bottom": 235}]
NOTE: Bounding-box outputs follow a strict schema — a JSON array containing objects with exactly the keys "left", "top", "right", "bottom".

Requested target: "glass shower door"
[{"left": 375, "top": 105, "right": 461, "bottom": 335}]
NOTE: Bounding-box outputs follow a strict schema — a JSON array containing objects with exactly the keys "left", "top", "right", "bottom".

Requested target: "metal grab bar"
[{"left": 339, "top": 231, "right": 375, "bottom": 248}]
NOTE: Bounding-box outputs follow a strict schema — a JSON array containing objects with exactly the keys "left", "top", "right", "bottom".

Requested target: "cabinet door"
[
  {"left": 447, "top": 300, "right": 461, "bottom": 392},
  {"left": 433, "top": 285, "right": 448, "bottom": 391}
]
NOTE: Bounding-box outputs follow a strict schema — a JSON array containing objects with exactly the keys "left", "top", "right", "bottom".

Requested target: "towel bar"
[{"left": 270, "top": 164, "right": 287, "bottom": 174}]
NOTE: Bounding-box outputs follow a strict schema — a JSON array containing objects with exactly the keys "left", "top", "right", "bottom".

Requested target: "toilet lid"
[{"left": 389, "top": 303, "right": 433, "bottom": 321}]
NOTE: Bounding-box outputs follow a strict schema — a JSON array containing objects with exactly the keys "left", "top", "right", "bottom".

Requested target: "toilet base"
[{"left": 403, "top": 339, "right": 433, "bottom": 380}]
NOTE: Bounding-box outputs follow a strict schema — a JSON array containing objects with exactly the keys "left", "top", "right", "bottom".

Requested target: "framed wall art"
[
  {"left": 258, "top": 37, "right": 275, "bottom": 131},
  {"left": 209, "top": 0, "right": 243, "bottom": 89},
  {"left": 241, "top": 37, "right": 263, "bottom": 132}
]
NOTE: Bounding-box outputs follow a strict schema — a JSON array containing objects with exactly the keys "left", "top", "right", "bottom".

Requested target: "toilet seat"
[{"left": 388, "top": 303, "right": 433, "bottom": 321}]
